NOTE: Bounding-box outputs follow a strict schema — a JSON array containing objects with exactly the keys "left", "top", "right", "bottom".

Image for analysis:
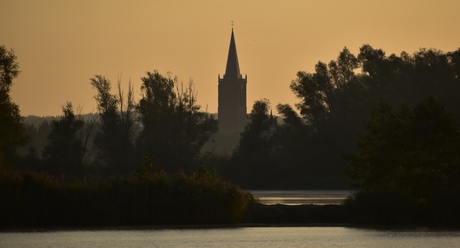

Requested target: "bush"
[
  {"left": 0, "top": 170, "right": 254, "bottom": 229},
  {"left": 345, "top": 97, "right": 460, "bottom": 226}
]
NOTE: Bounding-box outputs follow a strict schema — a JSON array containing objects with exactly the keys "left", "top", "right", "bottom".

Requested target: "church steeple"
[
  {"left": 224, "top": 28, "right": 241, "bottom": 80},
  {"left": 218, "top": 27, "right": 247, "bottom": 133}
]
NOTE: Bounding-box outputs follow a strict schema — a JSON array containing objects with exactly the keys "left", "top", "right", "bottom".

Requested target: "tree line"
[
  {"left": 2, "top": 61, "right": 218, "bottom": 177},
  {"left": 0, "top": 44, "right": 251, "bottom": 228},
  {"left": 2, "top": 44, "right": 460, "bottom": 192},
  {"left": 225, "top": 45, "right": 460, "bottom": 189}
]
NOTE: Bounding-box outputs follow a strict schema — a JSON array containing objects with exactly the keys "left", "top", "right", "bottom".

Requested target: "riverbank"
[
  {"left": 1, "top": 204, "right": 349, "bottom": 232},
  {"left": 0, "top": 171, "right": 252, "bottom": 229}
]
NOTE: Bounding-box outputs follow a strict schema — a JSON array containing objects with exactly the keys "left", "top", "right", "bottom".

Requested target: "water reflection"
[
  {"left": 2, "top": 227, "right": 460, "bottom": 248},
  {"left": 250, "top": 190, "right": 351, "bottom": 205}
]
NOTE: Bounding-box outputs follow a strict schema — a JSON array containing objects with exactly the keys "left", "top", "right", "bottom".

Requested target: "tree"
[
  {"left": 289, "top": 47, "right": 360, "bottom": 132},
  {"left": 329, "top": 47, "right": 360, "bottom": 88},
  {"left": 344, "top": 97, "right": 460, "bottom": 225},
  {"left": 276, "top": 45, "right": 460, "bottom": 189},
  {"left": 137, "top": 71, "right": 218, "bottom": 172},
  {"left": 290, "top": 63, "right": 333, "bottom": 131},
  {"left": 346, "top": 97, "right": 460, "bottom": 196},
  {"left": 233, "top": 99, "right": 276, "bottom": 159},
  {"left": 90, "top": 75, "right": 137, "bottom": 174},
  {"left": 228, "top": 99, "right": 278, "bottom": 187},
  {"left": 0, "top": 45, "right": 28, "bottom": 170},
  {"left": 42, "top": 102, "right": 86, "bottom": 175}
]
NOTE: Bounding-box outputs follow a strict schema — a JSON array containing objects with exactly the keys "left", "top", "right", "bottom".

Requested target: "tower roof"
[{"left": 224, "top": 29, "right": 241, "bottom": 79}]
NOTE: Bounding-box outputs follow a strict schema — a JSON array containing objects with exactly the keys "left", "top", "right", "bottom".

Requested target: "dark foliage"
[
  {"left": 0, "top": 170, "right": 254, "bottom": 228},
  {"left": 90, "top": 75, "right": 137, "bottom": 174},
  {"left": 42, "top": 103, "right": 86, "bottom": 175},
  {"left": 0, "top": 45, "right": 28, "bottom": 170},
  {"left": 223, "top": 45, "right": 460, "bottom": 189},
  {"left": 137, "top": 71, "right": 218, "bottom": 173},
  {"left": 227, "top": 99, "right": 278, "bottom": 187},
  {"left": 344, "top": 98, "right": 460, "bottom": 226}
]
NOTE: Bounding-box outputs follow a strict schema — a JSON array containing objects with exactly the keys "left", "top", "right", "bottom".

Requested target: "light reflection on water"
[
  {"left": 2, "top": 227, "right": 460, "bottom": 248},
  {"left": 250, "top": 190, "right": 351, "bottom": 205}
]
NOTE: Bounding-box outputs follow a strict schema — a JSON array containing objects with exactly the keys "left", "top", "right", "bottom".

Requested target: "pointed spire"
[{"left": 224, "top": 28, "right": 241, "bottom": 79}]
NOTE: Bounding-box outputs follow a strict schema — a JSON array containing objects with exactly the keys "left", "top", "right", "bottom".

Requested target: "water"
[
  {"left": 2, "top": 227, "right": 460, "bottom": 247},
  {"left": 251, "top": 190, "right": 351, "bottom": 205},
  {"left": 2, "top": 191, "right": 458, "bottom": 247}
]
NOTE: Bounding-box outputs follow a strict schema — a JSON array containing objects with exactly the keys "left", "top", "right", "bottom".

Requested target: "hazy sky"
[{"left": 2, "top": 0, "right": 459, "bottom": 116}]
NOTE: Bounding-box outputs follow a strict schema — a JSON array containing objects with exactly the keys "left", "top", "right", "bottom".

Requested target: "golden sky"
[{"left": 2, "top": 0, "right": 460, "bottom": 116}]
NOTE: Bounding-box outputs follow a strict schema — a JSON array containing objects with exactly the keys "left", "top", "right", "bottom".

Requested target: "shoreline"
[
  {"left": 0, "top": 203, "right": 350, "bottom": 232},
  {"left": 4, "top": 203, "right": 460, "bottom": 232}
]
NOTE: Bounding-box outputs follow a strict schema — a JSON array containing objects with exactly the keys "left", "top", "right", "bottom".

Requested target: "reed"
[{"left": 0, "top": 170, "right": 254, "bottom": 228}]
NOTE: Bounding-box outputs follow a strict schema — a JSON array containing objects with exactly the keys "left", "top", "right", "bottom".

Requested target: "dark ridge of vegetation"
[
  {"left": 344, "top": 97, "right": 460, "bottom": 227},
  {"left": 4, "top": 43, "right": 460, "bottom": 228},
  {"left": 344, "top": 191, "right": 460, "bottom": 227},
  {"left": 221, "top": 45, "right": 460, "bottom": 189},
  {"left": 0, "top": 169, "right": 254, "bottom": 229},
  {"left": 8, "top": 45, "right": 460, "bottom": 190}
]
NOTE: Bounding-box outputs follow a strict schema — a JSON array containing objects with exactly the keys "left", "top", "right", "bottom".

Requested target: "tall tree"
[
  {"left": 345, "top": 97, "right": 460, "bottom": 197},
  {"left": 90, "top": 75, "right": 136, "bottom": 174},
  {"left": 290, "top": 63, "right": 333, "bottom": 131},
  {"left": 344, "top": 97, "right": 460, "bottom": 225},
  {"left": 137, "top": 71, "right": 218, "bottom": 172},
  {"left": 0, "top": 45, "right": 28, "bottom": 170},
  {"left": 233, "top": 99, "right": 276, "bottom": 159},
  {"left": 229, "top": 99, "right": 278, "bottom": 187},
  {"left": 282, "top": 45, "right": 460, "bottom": 188},
  {"left": 42, "top": 102, "right": 85, "bottom": 175}
]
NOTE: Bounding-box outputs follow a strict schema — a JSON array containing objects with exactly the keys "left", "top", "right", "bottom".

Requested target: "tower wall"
[{"left": 218, "top": 76, "right": 247, "bottom": 133}]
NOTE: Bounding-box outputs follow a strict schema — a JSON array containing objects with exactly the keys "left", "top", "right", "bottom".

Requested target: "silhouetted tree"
[
  {"left": 344, "top": 97, "right": 460, "bottom": 225},
  {"left": 346, "top": 97, "right": 460, "bottom": 197},
  {"left": 137, "top": 71, "right": 218, "bottom": 172},
  {"left": 42, "top": 102, "right": 86, "bottom": 175},
  {"left": 272, "top": 45, "right": 460, "bottom": 189},
  {"left": 90, "top": 75, "right": 136, "bottom": 174},
  {"left": 229, "top": 99, "right": 278, "bottom": 187},
  {"left": 233, "top": 99, "right": 276, "bottom": 159},
  {"left": 0, "top": 45, "right": 28, "bottom": 170},
  {"left": 290, "top": 63, "right": 333, "bottom": 131},
  {"left": 275, "top": 103, "right": 311, "bottom": 171}
]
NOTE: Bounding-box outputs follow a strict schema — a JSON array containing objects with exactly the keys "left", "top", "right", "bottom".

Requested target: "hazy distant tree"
[
  {"left": 33, "top": 121, "right": 48, "bottom": 155},
  {"left": 17, "top": 121, "right": 52, "bottom": 171},
  {"left": 0, "top": 45, "right": 28, "bottom": 170},
  {"left": 43, "top": 102, "right": 85, "bottom": 175},
  {"left": 90, "top": 75, "right": 136, "bottom": 174},
  {"left": 18, "top": 120, "right": 51, "bottom": 153},
  {"left": 137, "top": 71, "right": 218, "bottom": 172}
]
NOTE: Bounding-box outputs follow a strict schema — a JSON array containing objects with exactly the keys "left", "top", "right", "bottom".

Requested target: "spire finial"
[
  {"left": 224, "top": 23, "right": 241, "bottom": 79},
  {"left": 231, "top": 21, "right": 234, "bottom": 30}
]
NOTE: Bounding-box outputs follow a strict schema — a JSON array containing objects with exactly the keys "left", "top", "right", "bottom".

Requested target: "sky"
[{"left": 2, "top": 0, "right": 460, "bottom": 116}]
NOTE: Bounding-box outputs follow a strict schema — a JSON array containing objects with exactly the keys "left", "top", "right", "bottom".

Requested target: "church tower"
[{"left": 218, "top": 28, "right": 247, "bottom": 133}]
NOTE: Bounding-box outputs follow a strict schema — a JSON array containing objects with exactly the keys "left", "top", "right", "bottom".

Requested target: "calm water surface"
[
  {"left": 2, "top": 227, "right": 460, "bottom": 247},
  {"left": 251, "top": 190, "right": 351, "bottom": 205}
]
